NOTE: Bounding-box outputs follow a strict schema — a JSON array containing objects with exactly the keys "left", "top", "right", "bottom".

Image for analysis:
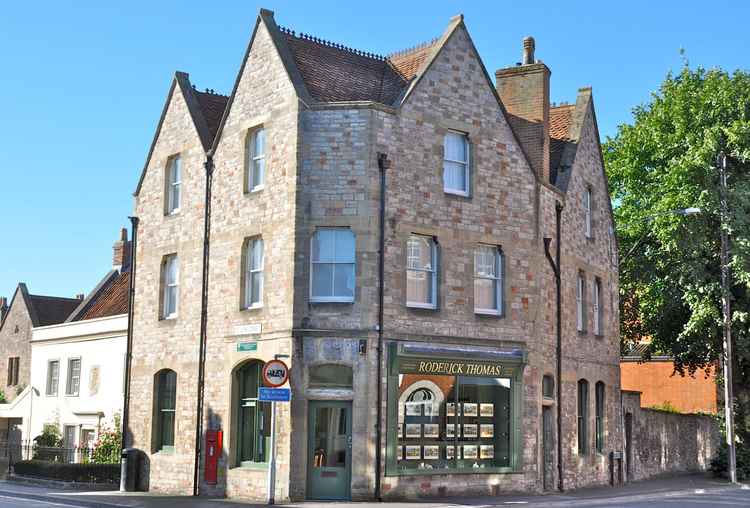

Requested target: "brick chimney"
[
  {"left": 495, "top": 36, "right": 551, "bottom": 184},
  {"left": 112, "top": 228, "right": 131, "bottom": 272},
  {"left": 0, "top": 297, "right": 7, "bottom": 322}
]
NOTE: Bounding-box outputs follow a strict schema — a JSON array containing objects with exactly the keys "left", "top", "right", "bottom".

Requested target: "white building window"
[
  {"left": 162, "top": 254, "right": 179, "bottom": 319},
  {"left": 243, "top": 238, "right": 264, "bottom": 308},
  {"left": 406, "top": 235, "right": 437, "bottom": 309},
  {"left": 66, "top": 357, "right": 81, "bottom": 397},
  {"left": 46, "top": 360, "right": 59, "bottom": 396},
  {"left": 166, "top": 155, "right": 181, "bottom": 215},
  {"left": 443, "top": 131, "right": 469, "bottom": 196},
  {"left": 311, "top": 228, "right": 355, "bottom": 302},
  {"left": 474, "top": 245, "right": 502, "bottom": 315},
  {"left": 584, "top": 187, "right": 592, "bottom": 238},
  {"left": 246, "top": 127, "right": 266, "bottom": 192},
  {"left": 577, "top": 272, "right": 586, "bottom": 332},
  {"left": 593, "top": 277, "right": 603, "bottom": 336}
]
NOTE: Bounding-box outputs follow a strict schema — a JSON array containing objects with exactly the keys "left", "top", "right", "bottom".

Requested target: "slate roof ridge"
[
  {"left": 25, "top": 289, "right": 81, "bottom": 327},
  {"left": 278, "top": 25, "right": 388, "bottom": 61}
]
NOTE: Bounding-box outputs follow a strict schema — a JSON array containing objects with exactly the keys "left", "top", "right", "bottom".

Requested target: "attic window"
[{"left": 443, "top": 132, "right": 470, "bottom": 196}]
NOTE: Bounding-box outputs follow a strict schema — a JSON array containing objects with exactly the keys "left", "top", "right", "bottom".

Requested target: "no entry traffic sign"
[{"left": 262, "top": 359, "right": 289, "bottom": 387}]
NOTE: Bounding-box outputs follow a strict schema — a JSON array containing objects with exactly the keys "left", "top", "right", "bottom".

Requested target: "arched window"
[
  {"left": 234, "top": 361, "right": 270, "bottom": 466},
  {"left": 577, "top": 379, "right": 589, "bottom": 455},
  {"left": 405, "top": 387, "right": 436, "bottom": 417},
  {"left": 595, "top": 381, "right": 605, "bottom": 453},
  {"left": 153, "top": 369, "right": 176, "bottom": 452}
]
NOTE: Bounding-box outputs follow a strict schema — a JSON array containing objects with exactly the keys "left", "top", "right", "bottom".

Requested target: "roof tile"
[{"left": 78, "top": 272, "right": 130, "bottom": 321}]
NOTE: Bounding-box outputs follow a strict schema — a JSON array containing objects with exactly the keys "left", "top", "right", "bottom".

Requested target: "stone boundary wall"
[{"left": 622, "top": 390, "right": 719, "bottom": 481}]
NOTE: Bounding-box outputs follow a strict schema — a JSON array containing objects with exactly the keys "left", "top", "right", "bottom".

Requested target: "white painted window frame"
[
  {"left": 584, "top": 186, "right": 592, "bottom": 238},
  {"left": 162, "top": 254, "right": 179, "bottom": 320},
  {"left": 443, "top": 131, "right": 470, "bottom": 197},
  {"left": 406, "top": 235, "right": 438, "bottom": 310},
  {"left": 243, "top": 237, "right": 264, "bottom": 309},
  {"left": 309, "top": 228, "right": 356, "bottom": 303},
  {"left": 593, "top": 277, "right": 602, "bottom": 336},
  {"left": 166, "top": 155, "right": 181, "bottom": 215},
  {"left": 474, "top": 244, "right": 503, "bottom": 316},
  {"left": 65, "top": 357, "right": 81, "bottom": 397},
  {"left": 246, "top": 127, "right": 266, "bottom": 193},
  {"left": 46, "top": 359, "right": 60, "bottom": 396},
  {"left": 577, "top": 272, "right": 586, "bottom": 332}
]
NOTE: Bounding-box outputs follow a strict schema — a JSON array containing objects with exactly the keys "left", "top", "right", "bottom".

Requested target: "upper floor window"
[
  {"left": 406, "top": 235, "right": 437, "bottom": 309},
  {"left": 577, "top": 379, "right": 589, "bottom": 455},
  {"left": 243, "top": 238, "right": 264, "bottom": 309},
  {"left": 65, "top": 357, "right": 81, "bottom": 396},
  {"left": 443, "top": 132, "right": 469, "bottom": 196},
  {"left": 595, "top": 381, "right": 605, "bottom": 453},
  {"left": 474, "top": 245, "right": 502, "bottom": 315},
  {"left": 311, "top": 228, "right": 355, "bottom": 302},
  {"left": 46, "top": 360, "right": 59, "bottom": 396},
  {"left": 166, "top": 155, "right": 181, "bottom": 215},
  {"left": 542, "top": 374, "right": 555, "bottom": 400},
  {"left": 153, "top": 369, "right": 177, "bottom": 452},
  {"left": 593, "top": 277, "right": 603, "bottom": 336},
  {"left": 576, "top": 272, "right": 586, "bottom": 333},
  {"left": 246, "top": 127, "right": 266, "bottom": 192},
  {"left": 161, "top": 254, "right": 179, "bottom": 319},
  {"left": 584, "top": 187, "right": 592, "bottom": 238},
  {"left": 7, "top": 357, "right": 19, "bottom": 386}
]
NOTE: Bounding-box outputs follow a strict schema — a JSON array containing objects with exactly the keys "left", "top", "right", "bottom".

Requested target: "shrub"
[
  {"left": 91, "top": 414, "right": 121, "bottom": 464},
  {"left": 648, "top": 401, "right": 680, "bottom": 413},
  {"left": 710, "top": 441, "right": 750, "bottom": 481},
  {"left": 34, "top": 424, "right": 62, "bottom": 447},
  {"left": 13, "top": 460, "right": 120, "bottom": 484},
  {"left": 0, "top": 390, "right": 6, "bottom": 403}
]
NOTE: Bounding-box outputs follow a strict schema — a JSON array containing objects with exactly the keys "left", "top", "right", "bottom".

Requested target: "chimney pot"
[
  {"left": 112, "top": 227, "right": 131, "bottom": 272},
  {"left": 522, "top": 36, "right": 535, "bottom": 65},
  {"left": 76, "top": 293, "right": 84, "bottom": 300}
]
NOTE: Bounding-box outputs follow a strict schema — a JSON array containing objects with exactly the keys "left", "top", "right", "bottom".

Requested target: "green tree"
[{"left": 605, "top": 65, "right": 750, "bottom": 438}]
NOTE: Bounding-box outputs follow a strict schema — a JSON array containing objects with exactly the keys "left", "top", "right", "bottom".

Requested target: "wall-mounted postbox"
[{"left": 205, "top": 429, "right": 223, "bottom": 485}]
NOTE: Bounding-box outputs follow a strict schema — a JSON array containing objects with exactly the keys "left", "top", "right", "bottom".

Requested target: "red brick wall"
[{"left": 620, "top": 360, "right": 717, "bottom": 414}]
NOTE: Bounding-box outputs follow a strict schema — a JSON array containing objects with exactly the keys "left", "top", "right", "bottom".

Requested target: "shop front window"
[{"left": 389, "top": 349, "right": 521, "bottom": 474}]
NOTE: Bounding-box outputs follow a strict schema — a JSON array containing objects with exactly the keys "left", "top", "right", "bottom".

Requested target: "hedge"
[{"left": 13, "top": 460, "right": 120, "bottom": 484}]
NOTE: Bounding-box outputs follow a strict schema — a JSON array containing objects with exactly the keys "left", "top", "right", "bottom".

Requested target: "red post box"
[{"left": 205, "top": 429, "right": 223, "bottom": 485}]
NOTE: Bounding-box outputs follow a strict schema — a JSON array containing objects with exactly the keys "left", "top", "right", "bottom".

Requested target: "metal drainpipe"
[
  {"left": 375, "top": 152, "right": 389, "bottom": 501},
  {"left": 544, "top": 201, "right": 564, "bottom": 491},
  {"left": 193, "top": 155, "right": 214, "bottom": 497},
  {"left": 120, "top": 215, "right": 139, "bottom": 491}
]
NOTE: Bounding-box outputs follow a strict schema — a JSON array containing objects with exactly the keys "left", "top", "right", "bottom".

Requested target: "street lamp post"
[{"left": 718, "top": 151, "right": 737, "bottom": 484}]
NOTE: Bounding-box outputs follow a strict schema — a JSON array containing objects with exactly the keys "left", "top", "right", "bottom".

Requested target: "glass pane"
[
  {"left": 166, "top": 286, "right": 177, "bottom": 315},
  {"left": 443, "top": 161, "right": 466, "bottom": 191},
  {"left": 161, "top": 412, "right": 175, "bottom": 447},
  {"left": 458, "top": 376, "right": 512, "bottom": 468},
  {"left": 475, "top": 246, "right": 496, "bottom": 277},
  {"left": 444, "top": 132, "right": 466, "bottom": 162},
  {"left": 250, "top": 272, "right": 262, "bottom": 304},
  {"left": 253, "top": 159, "right": 264, "bottom": 188},
  {"left": 407, "top": 270, "right": 432, "bottom": 305},
  {"left": 312, "top": 263, "right": 333, "bottom": 298},
  {"left": 313, "top": 230, "right": 335, "bottom": 263},
  {"left": 171, "top": 183, "right": 180, "bottom": 210},
  {"left": 309, "top": 365, "right": 353, "bottom": 388},
  {"left": 407, "top": 236, "right": 432, "bottom": 270},
  {"left": 334, "top": 230, "right": 355, "bottom": 263},
  {"left": 254, "top": 129, "right": 265, "bottom": 158},
  {"left": 167, "top": 257, "right": 178, "bottom": 284},
  {"left": 251, "top": 239, "right": 263, "bottom": 270},
  {"left": 474, "top": 278, "right": 496, "bottom": 310},
  {"left": 333, "top": 264, "right": 355, "bottom": 299},
  {"left": 312, "top": 407, "right": 347, "bottom": 469}
]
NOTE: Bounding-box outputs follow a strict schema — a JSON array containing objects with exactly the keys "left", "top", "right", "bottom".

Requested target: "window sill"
[
  {"left": 475, "top": 309, "right": 501, "bottom": 317},
  {"left": 577, "top": 330, "right": 588, "bottom": 337},
  {"left": 444, "top": 189, "right": 470, "bottom": 198},
  {"left": 594, "top": 333, "right": 604, "bottom": 339},
  {"left": 234, "top": 462, "right": 268, "bottom": 471},
  {"left": 242, "top": 304, "right": 264, "bottom": 311},
  {"left": 160, "top": 314, "right": 178, "bottom": 322},
  {"left": 154, "top": 447, "right": 175, "bottom": 455},
  {"left": 65, "top": 394, "right": 80, "bottom": 398},
  {"left": 165, "top": 209, "right": 180, "bottom": 217},
  {"left": 310, "top": 298, "right": 355, "bottom": 304},
  {"left": 45, "top": 393, "right": 58, "bottom": 398},
  {"left": 246, "top": 185, "right": 265, "bottom": 194},
  {"left": 406, "top": 302, "right": 437, "bottom": 310}
]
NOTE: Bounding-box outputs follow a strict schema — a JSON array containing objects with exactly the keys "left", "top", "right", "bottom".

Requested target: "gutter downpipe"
[
  {"left": 193, "top": 155, "right": 214, "bottom": 497},
  {"left": 120, "top": 215, "right": 139, "bottom": 492},
  {"left": 543, "top": 201, "right": 564, "bottom": 492},
  {"left": 375, "top": 152, "right": 389, "bottom": 501}
]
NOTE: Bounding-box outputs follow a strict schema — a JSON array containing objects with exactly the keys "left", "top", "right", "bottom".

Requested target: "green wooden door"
[{"left": 307, "top": 400, "right": 352, "bottom": 500}]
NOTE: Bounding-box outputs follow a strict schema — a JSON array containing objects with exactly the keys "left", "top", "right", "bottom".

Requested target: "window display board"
[{"left": 385, "top": 342, "right": 526, "bottom": 476}]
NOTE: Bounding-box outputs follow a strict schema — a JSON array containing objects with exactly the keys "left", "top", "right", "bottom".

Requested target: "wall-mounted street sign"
[
  {"left": 262, "top": 359, "right": 289, "bottom": 387},
  {"left": 233, "top": 323, "right": 262, "bottom": 336},
  {"left": 258, "top": 387, "right": 291, "bottom": 402},
  {"left": 237, "top": 341, "right": 258, "bottom": 352}
]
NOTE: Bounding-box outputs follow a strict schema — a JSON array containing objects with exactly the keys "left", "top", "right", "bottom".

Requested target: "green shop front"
[{"left": 386, "top": 342, "right": 527, "bottom": 477}]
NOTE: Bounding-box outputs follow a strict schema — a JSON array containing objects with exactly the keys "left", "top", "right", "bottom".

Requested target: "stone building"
[{"left": 127, "top": 9, "right": 620, "bottom": 501}]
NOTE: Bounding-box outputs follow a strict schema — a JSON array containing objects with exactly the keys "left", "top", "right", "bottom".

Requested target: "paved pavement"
[{"left": 0, "top": 474, "right": 747, "bottom": 507}]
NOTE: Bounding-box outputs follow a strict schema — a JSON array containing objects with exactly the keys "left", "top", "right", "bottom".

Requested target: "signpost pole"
[{"left": 267, "top": 400, "right": 277, "bottom": 504}]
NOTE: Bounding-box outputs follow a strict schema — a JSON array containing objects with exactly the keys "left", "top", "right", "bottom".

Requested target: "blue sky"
[{"left": 1, "top": 1, "right": 748, "bottom": 301}]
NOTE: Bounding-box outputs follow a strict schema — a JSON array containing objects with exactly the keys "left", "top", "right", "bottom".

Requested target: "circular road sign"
[{"left": 262, "top": 359, "right": 289, "bottom": 387}]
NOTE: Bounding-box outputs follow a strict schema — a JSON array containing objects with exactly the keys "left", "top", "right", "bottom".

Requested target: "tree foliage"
[{"left": 605, "top": 65, "right": 750, "bottom": 436}]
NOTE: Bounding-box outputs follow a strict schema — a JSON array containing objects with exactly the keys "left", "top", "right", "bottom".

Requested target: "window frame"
[
  {"left": 577, "top": 379, "right": 589, "bottom": 455},
  {"left": 65, "top": 357, "right": 82, "bottom": 397},
  {"left": 245, "top": 127, "right": 266, "bottom": 193},
  {"left": 242, "top": 237, "right": 264, "bottom": 309},
  {"left": 576, "top": 272, "right": 586, "bottom": 333},
  {"left": 165, "top": 155, "right": 181, "bottom": 215},
  {"left": 234, "top": 361, "right": 270, "bottom": 467},
  {"left": 595, "top": 381, "right": 605, "bottom": 453},
  {"left": 153, "top": 369, "right": 177, "bottom": 453},
  {"left": 442, "top": 131, "right": 471, "bottom": 197},
  {"left": 46, "top": 359, "right": 60, "bottom": 396},
  {"left": 7, "top": 356, "right": 19, "bottom": 387},
  {"left": 161, "top": 254, "right": 179, "bottom": 320},
  {"left": 406, "top": 234, "right": 438, "bottom": 310},
  {"left": 593, "top": 277, "right": 603, "bottom": 336},
  {"left": 474, "top": 244, "right": 503, "bottom": 316},
  {"left": 309, "top": 228, "right": 356, "bottom": 303}
]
